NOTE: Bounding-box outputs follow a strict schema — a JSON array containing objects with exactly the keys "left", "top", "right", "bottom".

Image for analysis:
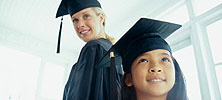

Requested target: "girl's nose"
[{"left": 148, "top": 66, "right": 162, "bottom": 73}]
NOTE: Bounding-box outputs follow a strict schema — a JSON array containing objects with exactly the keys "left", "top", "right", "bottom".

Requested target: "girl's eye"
[
  {"left": 139, "top": 59, "right": 148, "bottom": 63},
  {"left": 162, "top": 58, "right": 170, "bottom": 62}
]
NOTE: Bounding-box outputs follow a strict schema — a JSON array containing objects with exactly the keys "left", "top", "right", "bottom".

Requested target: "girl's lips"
[{"left": 146, "top": 76, "right": 166, "bottom": 83}]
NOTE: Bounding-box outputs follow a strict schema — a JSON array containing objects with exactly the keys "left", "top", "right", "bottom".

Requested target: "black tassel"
[
  {"left": 110, "top": 51, "right": 117, "bottom": 100},
  {"left": 57, "top": 17, "right": 63, "bottom": 53}
]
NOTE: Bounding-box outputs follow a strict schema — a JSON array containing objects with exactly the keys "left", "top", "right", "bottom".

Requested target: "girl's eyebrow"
[
  {"left": 140, "top": 52, "right": 171, "bottom": 58},
  {"left": 160, "top": 52, "right": 171, "bottom": 57},
  {"left": 140, "top": 53, "right": 150, "bottom": 57}
]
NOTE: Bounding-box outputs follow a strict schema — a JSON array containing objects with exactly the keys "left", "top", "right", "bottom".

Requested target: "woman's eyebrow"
[
  {"left": 71, "top": 11, "right": 89, "bottom": 19},
  {"left": 71, "top": 16, "right": 77, "bottom": 20},
  {"left": 82, "top": 11, "right": 89, "bottom": 14}
]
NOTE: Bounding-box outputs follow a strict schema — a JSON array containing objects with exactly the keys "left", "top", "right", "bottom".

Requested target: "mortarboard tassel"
[
  {"left": 110, "top": 51, "right": 117, "bottom": 100},
  {"left": 57, "top": 17, "right": 63, "bottom": 53}
]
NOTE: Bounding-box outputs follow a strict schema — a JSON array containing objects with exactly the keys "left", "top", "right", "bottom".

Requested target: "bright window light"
[
  {"left": 158, "top": 4, "right": 190, "bottom": 24},
  {"left": 207, "top": 19, "right": 222, "bottom": 64},
  {"left": 173, "top": 45, "right": 202, "bottom": 100},
  {"left": 215, "top": 65, "right": 222, "bottom": 97},
  {"left": 193, "top": 0, "right": 222, "bottom": 16},
  {"left": 0, "top": 46, "right": 41, "bottom": 100},
  {"left": 207, "top": 19, "right": 222, "bottom": 97},
  {"left": 39, "top": 62, "right": 65, "bottom": 100}
]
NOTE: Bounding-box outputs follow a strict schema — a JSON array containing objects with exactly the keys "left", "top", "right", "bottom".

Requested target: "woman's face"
[
  {"left": 71, "top": 8, "right": 104, "bottom": 42},
  {"left": 126, "top": 49, "right": 175, "bottom": 99}
]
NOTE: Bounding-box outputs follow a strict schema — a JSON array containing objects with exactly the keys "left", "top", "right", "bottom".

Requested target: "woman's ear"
[
  {"left": 125, "top": 73, "right": 133, "bottom": 87},
  {"left": 99, "top": 13, "right": 105, "bottom": 24}
]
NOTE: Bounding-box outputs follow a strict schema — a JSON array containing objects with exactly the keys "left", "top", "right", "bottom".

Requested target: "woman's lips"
[
  {"left": 80, "top": 30, "right": 89, "bottom": 34},
  {"left": 79, "top": 29, "right": 90, "bottom": 37}
]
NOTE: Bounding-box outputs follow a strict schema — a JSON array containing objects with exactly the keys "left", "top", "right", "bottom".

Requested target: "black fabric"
[
  {"left": 56, "top": 17, "right": 63, "bottom": 53},
  {"left": 63, "top": 38, "right": 124, "bottom": 100},
  {"left": 56, "top": 0, "right": 101, "bottom": 18},
  {"left": 110, "top": 54, "right": 118, "bottom": 100}
]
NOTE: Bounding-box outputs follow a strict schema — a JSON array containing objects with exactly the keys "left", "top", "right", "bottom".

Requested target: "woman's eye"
[
  {"left": 162, "top": 58, "right": 170, "bottom": 62},
  {"left": 83, "top": 14, "right": 90, "bottom": 19},
  {"left": 139, "top": 59, "right": 148, "bottom": 63},
  {"left": 72, "top": 18, "right": 78, "bottom": 23}
]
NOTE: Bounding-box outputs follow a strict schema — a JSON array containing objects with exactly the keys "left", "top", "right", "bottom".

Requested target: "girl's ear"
[{"left": 125, "top": 73, "right": 133, "bottom": 87}]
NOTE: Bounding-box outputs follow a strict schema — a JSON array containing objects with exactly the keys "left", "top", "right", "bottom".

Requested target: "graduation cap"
[
  {"left": 55, "top": 0, "right": 101, "bottom": 53},
  {"left": 99, "top": 17, "right": 182, "bottom": 72}
]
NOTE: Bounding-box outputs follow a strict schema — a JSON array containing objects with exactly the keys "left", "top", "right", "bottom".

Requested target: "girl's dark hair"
[
  {"left": 119, "top": 73, "right": 137, "bottom": 100},
  {"left": 167, "top": 58, "right": 188, "bottom": 100},
  {"left": 119, "top": 57, "right": 188, "bottom": 100}
]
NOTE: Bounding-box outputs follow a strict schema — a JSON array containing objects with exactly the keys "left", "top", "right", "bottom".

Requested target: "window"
[
  {"left": 157, "top": 4, "right": 190, "bottom": 24},
  {"left": 0, "top": 46, "right": 41, "bottom": 100},
  {"left": 193, "top": 0, "right": 222, "bottom": 16},
  {"left": 215, "top": 65, "right": 222, "bottom": 96},
  {"left": 207, "top": 19, "right": 222, "bottom": 64},
  {"left": 207, "top": 19, "right": 222, "bottom": 96},
  {"left": 173, "top": 45, "right": 202, "bottom": 100},
  {"left": 39, "top": 62, "right": 65, "bottom": 100}
]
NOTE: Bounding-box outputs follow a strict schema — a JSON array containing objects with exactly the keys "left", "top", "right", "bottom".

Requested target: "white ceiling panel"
[{"left": 0, "top": 0, "right": 176, "bottom": 63}]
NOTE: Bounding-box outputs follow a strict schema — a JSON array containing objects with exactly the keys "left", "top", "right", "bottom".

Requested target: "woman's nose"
[{"left": 77, "top": 21, "right": 85, "bottom": 28}]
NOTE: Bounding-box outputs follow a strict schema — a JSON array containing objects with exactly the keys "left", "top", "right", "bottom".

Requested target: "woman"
[
  {"left": 104, "top": 18, "right": 188, "bottom": 100},
  {"left": 55, "top": 0, "right": 124, "bottom": 100}
]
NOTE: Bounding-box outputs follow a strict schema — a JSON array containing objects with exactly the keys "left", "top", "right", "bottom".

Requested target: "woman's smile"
[{"left": 79, "top": 29, "right": 91, "bottom": 37}]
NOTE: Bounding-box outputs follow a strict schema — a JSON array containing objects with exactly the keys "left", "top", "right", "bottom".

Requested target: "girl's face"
[
  {"left": 126, "top": 49, "right": 175, "bottom": 99},
  {"left": 71, "top": 8, "right": 104, "bottom": 42}
]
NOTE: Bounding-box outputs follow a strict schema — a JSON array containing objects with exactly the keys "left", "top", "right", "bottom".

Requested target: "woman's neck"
[{"left": 96, "top": 28, "right": 106, "bottom": 39}]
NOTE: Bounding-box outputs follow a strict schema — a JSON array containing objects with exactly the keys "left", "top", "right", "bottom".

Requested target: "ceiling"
[{"left": 0, "top": 0, "right": 179, "bottom": 64}]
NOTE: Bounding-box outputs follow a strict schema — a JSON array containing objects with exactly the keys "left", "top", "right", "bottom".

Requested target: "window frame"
[{"left": 163, "top": 1, "right": 222, "bottom": 100}]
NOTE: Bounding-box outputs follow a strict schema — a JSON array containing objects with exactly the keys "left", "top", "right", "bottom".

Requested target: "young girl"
[{"left": 105, "top": 18, "right": 188, "bottom": 100}]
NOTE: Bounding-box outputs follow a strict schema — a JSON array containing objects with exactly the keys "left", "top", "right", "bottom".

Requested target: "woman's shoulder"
[
  {"left": 84, "top": 38, "right": 112, "bottom": 51},
  {"left": 78, "top": 38, "right": 112, "bottom": 63}
]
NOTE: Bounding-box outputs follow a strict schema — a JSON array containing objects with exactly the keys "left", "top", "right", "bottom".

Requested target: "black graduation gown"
[{"left": 63, "top": 38, "right": 124, "bottom": 100}]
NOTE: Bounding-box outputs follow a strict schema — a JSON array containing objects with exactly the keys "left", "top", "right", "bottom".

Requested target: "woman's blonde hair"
[{"left": 91, "top": 7, "right": 115, "bottom": 44}]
